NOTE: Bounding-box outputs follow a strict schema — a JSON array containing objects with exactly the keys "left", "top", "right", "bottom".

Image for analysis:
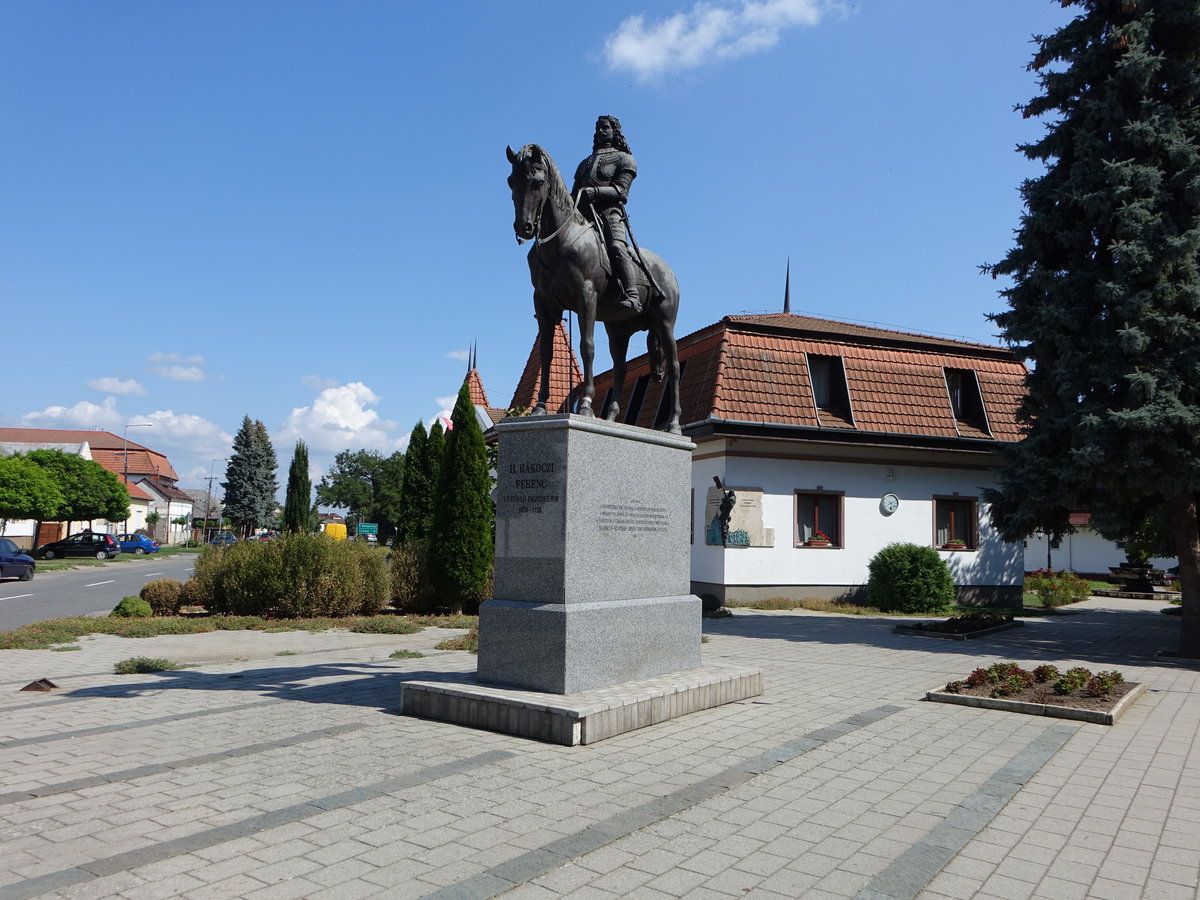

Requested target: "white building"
[
  {"left": 589, "top": 313, "right": 1031, "bottom": 607},
  {"left": 0, "top": 428, "right": 193, "bottom": 547}
]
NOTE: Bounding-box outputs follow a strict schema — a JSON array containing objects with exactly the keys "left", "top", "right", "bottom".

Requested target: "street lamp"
[
  {"left": 122, "top": 423, "right": 153, "bottom": 532},
  {"left": 204, "top": 458, "right": 229, "bottom": 543}
]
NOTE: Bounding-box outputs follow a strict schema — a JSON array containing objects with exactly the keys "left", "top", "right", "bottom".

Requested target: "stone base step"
[{"left": 401, "top": 664, "right": 763, "bottom": 745}]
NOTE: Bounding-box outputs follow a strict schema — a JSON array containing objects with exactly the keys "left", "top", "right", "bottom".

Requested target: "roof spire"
[{"left": 783, "top": 258, "right": 791, "bottom": 314}]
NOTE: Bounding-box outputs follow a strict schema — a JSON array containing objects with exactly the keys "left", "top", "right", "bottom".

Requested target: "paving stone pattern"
[{"left": 0, "top": 597, "right": 1197, "bottom": 898}]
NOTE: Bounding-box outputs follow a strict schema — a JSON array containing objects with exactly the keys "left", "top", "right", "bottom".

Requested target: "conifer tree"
[
  {"left": 984, "top": 0, "right": 1200, "bottom": 655},
  {"left": 396, "top": 421, "right": 432, "bottom": 544},
  {"left": 283, "top": 440, "right": 312, "bottom": 533},
  {"left": 427, "top": 419, "right": 446, "bottom": 496},
  {"left": 223, "top": 416, "right": 278, "bottom": 536},
  {"left": 430, "top": 383, "right": 493, "bottom": 610}
]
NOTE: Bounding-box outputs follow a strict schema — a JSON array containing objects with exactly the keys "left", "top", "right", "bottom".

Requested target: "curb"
[
  {"left": 925, "top": 681, "right": 1145, "bottom": 725},
  {"left": 893, "top": 621, "right": 1025, "bottom": 641}
]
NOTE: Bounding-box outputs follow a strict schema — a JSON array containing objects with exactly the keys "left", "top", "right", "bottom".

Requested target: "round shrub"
[
  {"left": 390, "top": 539, "right": 438, "bottom": 614},
  {"left": 112, "top": 596, "right": 153, "bottom": 618},
  {"left": 140, "top": 578, "right": 183, "bottom": 616},
  {"left": 190, "top": 533, "right": 389, "bottom": 618},
  {"left": 866, "top": 542, "right": 955, "bottom": 614}
]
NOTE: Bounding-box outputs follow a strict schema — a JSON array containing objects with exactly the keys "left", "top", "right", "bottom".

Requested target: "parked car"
[
  {"left": 0, "top": 538, "right": 35, "bottom": 581},
  {"left": 209, "top": 532, "right": 237, "bottom": 547},
  {"left": 116, "top": 533, "right": 160, "bottom": 555},
  {"left": 36, "top": 532, "right": 121, "bottom": 560}
]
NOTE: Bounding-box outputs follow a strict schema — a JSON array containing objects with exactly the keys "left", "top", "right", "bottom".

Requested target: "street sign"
[{"left": 357, "top": 523, "right": 378, "bottom": 535}]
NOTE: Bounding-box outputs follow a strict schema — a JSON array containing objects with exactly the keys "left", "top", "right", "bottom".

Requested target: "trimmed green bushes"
[
  {"left": 1025, "top": 568, "right": 1091, "bottom": 607},
  {"left": 112, "top": 596, "right": 153, "bottom": 618},
  {"left": 390, "top": 539, "right": 438, "bottom": 613},
  {"left": 187, "top": 533, "right": 389, "bottom": 618},
  {"left": 867, "top": 542, "right": 955, "bottom": 614},
  {"left": 141, "top": 578, "right": 183, "bottom": 616}
]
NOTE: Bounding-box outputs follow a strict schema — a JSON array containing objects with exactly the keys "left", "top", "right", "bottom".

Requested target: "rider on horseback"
[{"left": 572, "top": 116, "right": 642, "bottom": 315}]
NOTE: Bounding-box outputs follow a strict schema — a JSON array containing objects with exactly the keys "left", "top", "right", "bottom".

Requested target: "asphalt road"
[{"left": 0, "top": 554, "right": 198, "bottom": 631}]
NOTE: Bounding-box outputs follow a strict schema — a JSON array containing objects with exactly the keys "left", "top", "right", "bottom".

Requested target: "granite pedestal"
[{"left": 402, "top": 414, "right": 762, "bottom": 743}]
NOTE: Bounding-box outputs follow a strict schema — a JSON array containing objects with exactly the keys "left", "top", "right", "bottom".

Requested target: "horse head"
[{"left": 506, "top": 144, "right": 550, "bottom": 244}]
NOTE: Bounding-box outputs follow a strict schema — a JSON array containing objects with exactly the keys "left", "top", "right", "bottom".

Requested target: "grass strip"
[
  {"left": 724, "top": 597, "right": 1062, "bottom": 617},
  {"left": 0, "top": 613, "right": 478, "bottom": 651}
]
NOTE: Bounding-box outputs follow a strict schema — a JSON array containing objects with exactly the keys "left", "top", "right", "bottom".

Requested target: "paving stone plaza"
[{"left": 0, "top": 596, "right": 1197, "bottom": 900}]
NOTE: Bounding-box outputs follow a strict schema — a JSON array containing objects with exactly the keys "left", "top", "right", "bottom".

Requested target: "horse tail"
[{"left": 648, "top": 329, "right": 664, "bottom": 382}]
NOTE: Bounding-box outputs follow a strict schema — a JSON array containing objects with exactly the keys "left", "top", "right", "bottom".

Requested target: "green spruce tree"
[
  {"left": 283, "top": 440, "right": 312, "bottom": 533},
  {"left": 223, "top": 417, "right": 278, "bottom": 536},
  {"left": 984, "top": 0, "right": 1200, "bottom": 655},
  {"left": 251, "top": 420, "right": 279, "bottom": 529},
  {"left": 430, "top": 384, "right": 493, "bottom": 611}
]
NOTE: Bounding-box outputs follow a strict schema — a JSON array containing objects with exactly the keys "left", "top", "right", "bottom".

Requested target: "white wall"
[
  {"left": 1023, "top": 529, "right": 1176, "bottom": 575},
  {"left": 691, "top": 452, "right": 1022, "bottom": 590}
]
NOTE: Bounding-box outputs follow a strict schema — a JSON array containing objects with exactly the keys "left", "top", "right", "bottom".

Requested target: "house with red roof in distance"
[
  {"left": 583, "top": 312, "right": 1031, "bottom": 607},
  {"left": 507, "top": 321, "right": 583, "bottom": 419},
  {"left": 0, "top": 427, "right": 193, "bottom": 547}
]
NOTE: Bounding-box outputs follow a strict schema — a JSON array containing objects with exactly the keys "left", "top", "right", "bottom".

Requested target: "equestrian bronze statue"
[{"left": 506, "top": 119, "right": 682, "bottom": 434}]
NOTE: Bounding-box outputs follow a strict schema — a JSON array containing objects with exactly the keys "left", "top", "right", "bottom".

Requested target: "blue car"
[
  {"left": 116, "top": 533, "right": 160, "bottom": 555},
  {"left": 0, "top": 537, "right": 35, "bottom": 581}
]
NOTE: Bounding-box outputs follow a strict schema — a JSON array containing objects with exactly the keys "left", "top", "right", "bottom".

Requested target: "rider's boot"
[{"left": 612, "top": 246, "right": 642, "bottom": 314}]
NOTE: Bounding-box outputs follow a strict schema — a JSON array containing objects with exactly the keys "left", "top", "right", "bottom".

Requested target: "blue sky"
[{"left": 1, "top": 1, "right": 1073, "bottom": 493}]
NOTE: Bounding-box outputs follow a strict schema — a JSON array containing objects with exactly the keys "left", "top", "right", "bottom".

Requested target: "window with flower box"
[
  {"left": 795, "top": 491, "right": 842, "bottom": 547},
  {"left": 934, "top": 496, "right": 977, "bottom": 549}
]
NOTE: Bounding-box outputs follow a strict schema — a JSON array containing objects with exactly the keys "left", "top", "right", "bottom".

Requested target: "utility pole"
[{"left": 204, "top": 458, "right": 228, "bottom": 543}]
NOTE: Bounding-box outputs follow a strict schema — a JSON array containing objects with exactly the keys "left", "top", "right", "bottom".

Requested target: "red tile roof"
[
  {"left": 0, "top": 427, "right": 180, "bottom": 481},
  {"left": 509, "top": 320, "right": 583, "bottom": 414},
  {"left": 120, "top": 476, "right": 153, "bottom": 502},
  {"left": 586, "top": 313, "right": 1028, "bottom": 443},
  {"left": 465, "top": 368, "right": 491, "bottom": 409}
]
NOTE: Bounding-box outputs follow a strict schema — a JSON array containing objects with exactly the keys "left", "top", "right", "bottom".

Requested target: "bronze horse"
[{"left": 506, "top": 143, "right": 682, "bottom": 434}]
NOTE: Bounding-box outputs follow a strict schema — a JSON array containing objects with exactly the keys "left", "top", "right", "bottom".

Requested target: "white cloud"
[
  {"left": 446, "top": 349, "right": 471, "bottom": 362},
  {"left": 87, "top": 376, "right": 145, "bottom": 396},
  {"left": 21, "top": 397, "right": 123, "bottom": 429},
  {"left": 150, "top": 365, "right": 208, "bottom": 382},
  {"left": 138, "top": 410, "right": 230, "bottom": 446},
  {"left": 301, "top": 374, "right": 340, "bottom": 390},
  {"left": 148, "top": 351, "right": 205, "bottom": 365},
  {"left": 604, "top": 0, "right": 832, "bottom": 80},
  {"left": 277, "top": 381, "right": 402, "bottom": 455},
  {"left": 147, "top": 351, "right": 211, "bottom": 382}
]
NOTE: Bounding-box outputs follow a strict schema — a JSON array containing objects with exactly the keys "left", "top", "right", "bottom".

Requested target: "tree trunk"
[{"left": 1167, "top": 491, "right": 1200, "bottom": 658}]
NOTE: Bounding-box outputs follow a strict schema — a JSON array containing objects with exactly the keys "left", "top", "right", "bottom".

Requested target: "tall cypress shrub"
[
  {"left": 427, "top": 419, "right": 446, "bottom": 496},
  {"left": 283, "top": 440, "right": 312, "bottom": 534},
  {"left": 429, "top": 383, "right": 492, "bottom": 611},
  {"left": 396, "top": 421, "right": 432, "bottom": 544}
]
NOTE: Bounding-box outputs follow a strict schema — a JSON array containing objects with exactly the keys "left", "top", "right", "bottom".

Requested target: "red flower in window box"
[
  {"left": 807, "top": 531, "right": 832, "bottom": 547},
  {"left": 943, "top": 538, "right": 967, "bottom": 549}
]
